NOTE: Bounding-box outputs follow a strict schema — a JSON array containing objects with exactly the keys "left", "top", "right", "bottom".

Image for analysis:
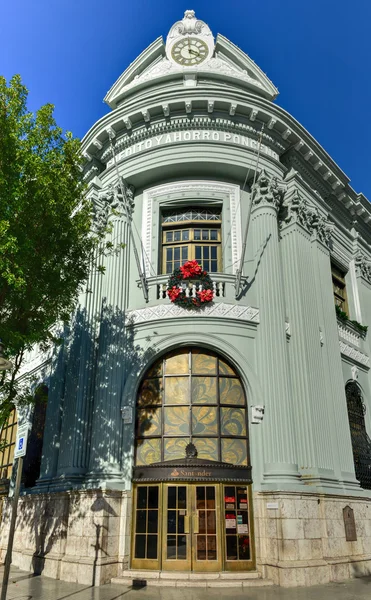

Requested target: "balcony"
[{"left": 337, "top": 319, "right": 369, "bottom": 368}]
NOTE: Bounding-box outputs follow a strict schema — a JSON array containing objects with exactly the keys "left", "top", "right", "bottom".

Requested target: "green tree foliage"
[{"left": 0, "top": 75, "right": 101, "bottom": 422}]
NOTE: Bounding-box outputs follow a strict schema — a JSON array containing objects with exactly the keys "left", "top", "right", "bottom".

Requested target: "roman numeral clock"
[{"left": 166, "top": 10, "right": 214, "bottom": 68}]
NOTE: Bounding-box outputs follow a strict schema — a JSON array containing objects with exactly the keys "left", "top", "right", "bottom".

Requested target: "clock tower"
[{"left": 166, "top": 9, "right": 215, "bottom": 67}]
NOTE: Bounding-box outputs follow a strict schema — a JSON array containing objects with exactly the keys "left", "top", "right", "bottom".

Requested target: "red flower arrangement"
[{"left": 167, "top": 260, "right": 214, "bottom": 309}]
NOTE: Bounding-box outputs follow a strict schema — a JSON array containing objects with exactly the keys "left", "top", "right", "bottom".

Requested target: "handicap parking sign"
[{"left": 14, "top": 426, "right": 28, "bottom": 458}]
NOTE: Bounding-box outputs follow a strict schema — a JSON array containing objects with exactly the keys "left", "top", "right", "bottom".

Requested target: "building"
[{"left": 2, "top": 9, "right": 371, "bottom": 588}]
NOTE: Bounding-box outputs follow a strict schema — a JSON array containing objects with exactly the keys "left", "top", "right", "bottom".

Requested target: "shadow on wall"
[{"left": 1, "top": 300, "right": 158, "bottom": 583}]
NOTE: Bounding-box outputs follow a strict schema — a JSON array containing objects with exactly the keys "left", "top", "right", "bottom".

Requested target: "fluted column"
[
  {"left": 311, "top": 230, "right": 359, "bottom": 491},
  {"left": 280, "top": 190, "right": 338, "bottom": 490},
  {"left": 251, "top": 171, "right": 301, "bottom": 489},
  {"left": 86, "top": 182, "right": 133, "bottom": 487}
]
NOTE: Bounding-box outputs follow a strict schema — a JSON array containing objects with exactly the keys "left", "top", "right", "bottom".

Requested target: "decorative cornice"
[
  {"left": 100, "top": 116, "right": 284, "bottom": 163},
  {"left": 339, "top": 341, "right": 369, "bottom": 367},
  {"left": 126, "top": 302, "right": 260, "bottom": 325},
  {"left": 252, "top": 170, "right": 285, "bottom": 211},
  {"left": 338, "top": 321, "right": 361, "bottom": 349}
]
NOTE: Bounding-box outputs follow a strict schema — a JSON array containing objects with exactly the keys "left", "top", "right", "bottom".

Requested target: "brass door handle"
[{"left": 194, "top": 511, "right": 199, "bottom": 534}]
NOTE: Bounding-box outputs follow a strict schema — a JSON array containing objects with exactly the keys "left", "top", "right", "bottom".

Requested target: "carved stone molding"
[
  {"left": 355, "top": 252, "right": 371, "bottom": 284},
  {"left": 339, "top": 341, "right": 369, "bottom": 367},
  {"left": 338, "top": 321, "right": 361, "bottom": 349},
  {"left": 280, "top": 189, "right": 333, "bottom": 247},
  {"left": 126, "top": 302, "right": 260, "bottom": 325},
  {"left": 93, "top": 179, "right": 135, "bottom": 228},
  {"left": 141, "top": 181, "right": 242, "bottom": 276},
  {"left": 252, "top": 170, "right": 285, "bottom": 211}
]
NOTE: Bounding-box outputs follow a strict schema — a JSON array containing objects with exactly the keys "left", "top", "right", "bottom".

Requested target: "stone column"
[
  {"left": 311, "top": 223, "right": 360, "bottom": 491},
  {"left": 86, "top": 180, "right": 133, "bottom": 488},
  {"left": 250, "top": 170, "right": 301, "bottom": 489},
  {"left": 280, "top": 187, "right": 338, "bottom": 490}
]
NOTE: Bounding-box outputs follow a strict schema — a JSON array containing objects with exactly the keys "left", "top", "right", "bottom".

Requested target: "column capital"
[
  {"left": 280, "top": 189, "right": 333, "bottom": 247},
  {"left": 251, "top": 169, "right": 285, "bottom": 212},
  {"left": 355, "top": 251, "right": 371, "bottom": 284},
  {"left": 93, "top": 178, "right": 135, "bottom": 229}
]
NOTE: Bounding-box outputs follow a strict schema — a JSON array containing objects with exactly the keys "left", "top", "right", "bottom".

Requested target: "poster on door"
[
  {"left": 225, "top": 513, "right": 236, "bottom": 529},
  {"left": 237, "top": 513, "right": 248, "bottom": 534}
]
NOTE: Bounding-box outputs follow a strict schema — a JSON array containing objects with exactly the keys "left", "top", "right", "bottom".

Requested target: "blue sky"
[{"left": 2, "top": 0, "right": 371, "bottom": 198}]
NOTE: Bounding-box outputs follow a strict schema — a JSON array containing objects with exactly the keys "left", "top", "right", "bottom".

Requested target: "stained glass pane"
[
  {"left": 137, "top": 408, "right": 162, "bottom": 437},
  {"left": 192, "top": 407, "right": 218, "bottom": 435},
  {"left": 194, "top": 438, "right": 218, "bottom": 461},
  {"left": 219, "top": 359, "right": 235, "bottom": 376},
  {"left": 165, "top": 377, "right": 189, "bottom": 404},
  {"left": 165, "top": 351, "right": 189, "bottom": 374},
  {"left": 136, "top": 439, "right": 161, "bottom": 465},
  {"left": 221, "top": 438, "right": 247, "bottom": 465},
  {"left": 146, "top": 360, "right": 163, "bottom": 378},
  {"left": 192, "top": 377, "right": 217, "bottom": 404},
  {"left": 221, "top": 408, "right": 246, "bottom": 437},
  {"left": 138, "top": 379, "right": 163, "bottom": 406},
  {"left": 164, "top": 406, "right": 190, "bottom": 435},
  {"left": 219, "top": 378, "right": 244, "bottom": 405},
  {"left": 191, "top": 351, "right": 217, "bottom": 374},
  {"left": 164, "top": 438, "right": 188, "bottom": 460}
]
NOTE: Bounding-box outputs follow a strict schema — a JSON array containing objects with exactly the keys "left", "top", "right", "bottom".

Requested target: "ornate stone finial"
[
  {"left": 185, "top": 442, "right": 198, "bottom": 459},
  {"left": 252, "top": 170, "right": 285, "bottom": 210},
  {"left": 355, "top": 252, "right": 371, "bottom": 283}
]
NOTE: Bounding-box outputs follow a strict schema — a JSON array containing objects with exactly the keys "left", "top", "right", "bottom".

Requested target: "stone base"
[
  {"left": 2, "top": 487, "right": 371, "bottom": 587},
  {"left": 0, "top": 489, "right": 132, "bottom": 586},
  {"left": 254, "top": 490, "right": 371, "bottom": 587}
]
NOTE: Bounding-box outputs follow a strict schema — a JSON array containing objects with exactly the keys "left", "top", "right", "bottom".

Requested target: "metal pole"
[{"left": 0, "top": 456, "right": 23, "bottom": 600}]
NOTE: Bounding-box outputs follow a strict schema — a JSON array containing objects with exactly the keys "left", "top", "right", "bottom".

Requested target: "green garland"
[{"left": 167, "top": 267, "right": 214, "bottom": 309}]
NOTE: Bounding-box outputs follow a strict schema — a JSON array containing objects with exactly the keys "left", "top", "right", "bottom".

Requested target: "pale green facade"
[{"left": 5, "top": 10, "right": 371, "bottom": 588}]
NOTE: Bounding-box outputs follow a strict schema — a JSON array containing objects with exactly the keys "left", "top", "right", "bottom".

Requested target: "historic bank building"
[{"left": 2, "top": 10, "right": 371, "bottom": 589}]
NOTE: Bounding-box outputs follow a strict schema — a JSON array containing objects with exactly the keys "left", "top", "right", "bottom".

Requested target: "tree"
[{"left": 0, "top": 75, "right": 102, "bottom": 424}]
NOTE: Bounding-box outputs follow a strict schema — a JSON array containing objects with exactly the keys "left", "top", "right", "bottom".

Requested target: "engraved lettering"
[
  {"left": 224, "top": 133, "right": 231, "bottom": 142},
  {"left": 183, "top": 131, "right": 191, "bottom": 141},
  {"left": 192, "top": 131, "right": 201, "bottom": 140},
  {"left": 145, "top": 139, "right": 152, "bottom": 149},
  {"left": 212, "top": 132, "right": 219, "bottom": 141},
  {"left": 155, "top": 135, "right": 163, "bottom": 145},
  {"left": 165, "top": 134, "right": 172, "bottom": 143},
  {"left": 202, "top": 131, "right": 210, "bottom": 140}
]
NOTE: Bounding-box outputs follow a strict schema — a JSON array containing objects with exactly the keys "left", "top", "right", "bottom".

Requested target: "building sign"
[
  {"left": 343, "top": 506, "right": 357, "bottom": 541},
  {"left": 107, "top": 129, "right": 279, "bottom": 168},
  {"left": 133, "top": 462, "right": 252, "bottom": 483}
]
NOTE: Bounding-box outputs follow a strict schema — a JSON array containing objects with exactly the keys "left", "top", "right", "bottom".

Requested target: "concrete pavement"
[{"left": 0, "top": 567, "right": 370, "bottom": 599}]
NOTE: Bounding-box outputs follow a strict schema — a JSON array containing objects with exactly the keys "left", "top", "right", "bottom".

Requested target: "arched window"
[
  {"left": 346, "top": 381, "right": 371, "bottom": 490},
  {"left": 135, "top": 348, "right": 249, "bottom": 467}
]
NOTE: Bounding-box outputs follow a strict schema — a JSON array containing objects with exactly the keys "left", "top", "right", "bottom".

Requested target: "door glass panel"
[
  {"left": 224, "top": 485, "right": 251, "bottom": 562},
  {"left": 219, "top": 378, "right": 244, "bottom": 405},
  {"left": 195, "top": 487, "right": 217, "bottom": 561},
  {"left": 138, "top": 379, "right": 163, "bottom": 406},
  {"left": 137, "top": 408, "right": 162, "bottom": 436},
  {"left": 166, "top": 486, "right": 189, "bottom": 560},
  {"left": 136, "top": 439, "right": 161, "bottom": 466},
  {"left": 134, "top": 486, "right": 159, "bottom": 561}
]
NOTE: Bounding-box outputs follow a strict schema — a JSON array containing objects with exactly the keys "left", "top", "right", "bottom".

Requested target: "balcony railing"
[{"left": 142, "top": 273, "right": 234, "bottom": 303}]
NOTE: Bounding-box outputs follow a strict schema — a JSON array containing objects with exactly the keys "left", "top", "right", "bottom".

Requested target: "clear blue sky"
[{"left": 2, "top": 0, "right": 371, "bottom": 198}]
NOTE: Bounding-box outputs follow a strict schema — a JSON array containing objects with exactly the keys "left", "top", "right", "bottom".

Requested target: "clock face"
[{"left": 171, "top": 37, "right": 209, "bottom": 66}]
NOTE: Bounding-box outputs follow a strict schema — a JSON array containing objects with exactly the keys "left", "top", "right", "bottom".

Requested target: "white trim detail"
[
  {"left": 126, "top": 302, "right": 259, "bottom": 325},
  {"left": 337, "top": 321, "right": 361, "bottom": 349},
  {"left": 339, "top": 341, "right": 369, "bottom": 367},
  {"left": 141, "top": 180, "right": 242, "bottom": 276}
]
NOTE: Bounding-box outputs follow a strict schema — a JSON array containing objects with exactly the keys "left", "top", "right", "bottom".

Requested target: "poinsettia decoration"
[{"left": 167, "top": 260, "right": 214, "bottom": 309}]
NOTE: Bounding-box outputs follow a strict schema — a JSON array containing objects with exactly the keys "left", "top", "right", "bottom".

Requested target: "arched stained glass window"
[
  {"left": 135, "top": 348, "right": 249, "bottom": 467},
  {"left": 346, "top": 381, "right": 371, "bottom": 490}
]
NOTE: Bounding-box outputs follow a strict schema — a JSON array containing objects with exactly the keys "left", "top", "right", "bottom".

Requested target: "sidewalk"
[{"left": 0, "top": 567, "right": 370, "bottom": 600}]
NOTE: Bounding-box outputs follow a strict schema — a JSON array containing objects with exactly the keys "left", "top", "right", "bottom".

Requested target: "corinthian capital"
[
  {"left": 93, "top": 179, "right": 135, "bottom": 229},
  {"left": 252, "top": 170, "right": 286, "bottom": 211},
  {"left": 355, "top": 252, "right": 371, "bottom": 283}
]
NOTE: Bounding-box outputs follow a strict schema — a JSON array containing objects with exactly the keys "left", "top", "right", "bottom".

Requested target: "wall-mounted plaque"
[{"left": 343, "top": 506, "right": 357, "bottom": 542}]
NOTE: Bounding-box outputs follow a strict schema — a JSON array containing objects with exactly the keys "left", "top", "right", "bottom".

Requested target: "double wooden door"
[{"left": 132, "top": 482, "right": 253, "bottom": 572}]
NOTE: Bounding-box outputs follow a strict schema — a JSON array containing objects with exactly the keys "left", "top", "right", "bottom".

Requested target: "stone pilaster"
[
  {"left": 86, "top": 181, "right": 134, "bottom": 488},
  {"left": 280, "top": 190, "right": 338, "bottom": 490},
  {"left": 250, "top": 171, "right": 301, "bottom": 489},
  {"left": 311, "top": 229, "right": 360, "bottom": 491}
]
